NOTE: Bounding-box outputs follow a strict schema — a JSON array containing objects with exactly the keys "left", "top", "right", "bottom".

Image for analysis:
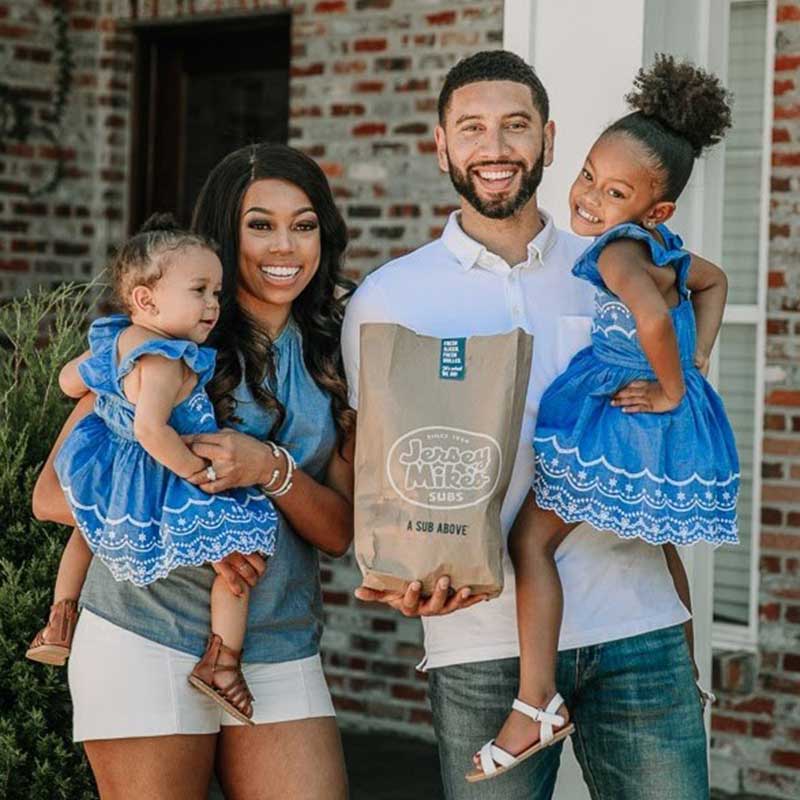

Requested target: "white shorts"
[{"left": 69, "top": 610, "right": 335, "bottom": 742}]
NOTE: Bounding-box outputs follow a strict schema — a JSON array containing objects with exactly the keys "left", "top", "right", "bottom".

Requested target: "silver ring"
[{"left": 205, "top": 465, "right": 217, "bottom": 482}]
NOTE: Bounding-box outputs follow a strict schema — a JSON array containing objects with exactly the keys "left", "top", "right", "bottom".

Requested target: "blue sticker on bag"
[{"left": 440, "top": 338, "right": 466, "bottom": 380}]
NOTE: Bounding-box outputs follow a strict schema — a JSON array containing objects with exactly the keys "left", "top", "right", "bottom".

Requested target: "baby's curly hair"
[
  {"left": 604, "top": 54, "right": 733, "bottom": 201},
  {"left": 109, "top": 213, "right": 219, "bottom": 314}
]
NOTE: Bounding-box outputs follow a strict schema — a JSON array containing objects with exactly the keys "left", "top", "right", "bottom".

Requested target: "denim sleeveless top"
[{"left": 79, "top": 318, "right": 338, "bottom": 662}]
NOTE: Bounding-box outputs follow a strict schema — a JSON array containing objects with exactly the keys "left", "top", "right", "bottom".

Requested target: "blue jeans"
[{"left": 428, "top": 624, "right": 708, "bottom": 800}]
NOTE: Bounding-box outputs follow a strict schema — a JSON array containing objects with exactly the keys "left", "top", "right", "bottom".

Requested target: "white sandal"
[{"left": 465, "top": 693, "right": 575, "bottom": 783}]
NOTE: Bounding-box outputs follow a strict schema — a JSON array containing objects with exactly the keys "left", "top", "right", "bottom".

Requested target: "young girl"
[
  {"left": 26, "top": 214, "right": 282, "bottom": 724},
  {"left": 469, "top": 55, "right": 739, "bottom": 781}
]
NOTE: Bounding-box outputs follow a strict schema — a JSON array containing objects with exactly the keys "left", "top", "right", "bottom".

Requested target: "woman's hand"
[
  {"left": 611, "top": 380, "right": 683, "bottom": 414},
  {"left": 213, "top": 551, "right": 267, "bottom": 596},
  {"left": 183, "top": 429, "right": 275, "bottom": 493}
]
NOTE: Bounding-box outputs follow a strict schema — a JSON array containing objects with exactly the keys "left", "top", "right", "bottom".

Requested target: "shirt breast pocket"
[{"left": 556, "top": 315, "right": 593, "bottom": 373}]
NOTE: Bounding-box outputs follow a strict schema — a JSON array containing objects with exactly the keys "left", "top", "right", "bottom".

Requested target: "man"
[{"left": 342, "top": 51, "right": 707, "bottom": 799}]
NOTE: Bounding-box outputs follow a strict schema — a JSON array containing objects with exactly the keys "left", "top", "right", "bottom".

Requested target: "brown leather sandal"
[
  {"left": 188, "top": 633, "right": 255, "bottom": 726},
  {"left": 26, "top": 598, "right": 79, "bottom": 666}
]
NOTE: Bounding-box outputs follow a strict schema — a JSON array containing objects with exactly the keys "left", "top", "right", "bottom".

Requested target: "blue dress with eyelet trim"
[
  {"left": 532, "top": 223, "right": 739, "bottom": 546},
  {"left": 54, "top": 315, "right": 278, "bottom": 586}
]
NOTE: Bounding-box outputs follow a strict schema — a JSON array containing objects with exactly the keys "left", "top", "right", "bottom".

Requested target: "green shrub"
[{"left": 0, "top": 284, "right": 97, "bottom": 799}]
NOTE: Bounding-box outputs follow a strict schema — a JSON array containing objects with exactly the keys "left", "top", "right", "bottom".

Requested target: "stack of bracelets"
[{"left": 261, "top": 441, "right": 296, "bottom": 498}]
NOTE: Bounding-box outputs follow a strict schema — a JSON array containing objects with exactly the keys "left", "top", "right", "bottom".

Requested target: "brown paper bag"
[{"left": 354, "top": 323, "right": 533, "bottom": 598}]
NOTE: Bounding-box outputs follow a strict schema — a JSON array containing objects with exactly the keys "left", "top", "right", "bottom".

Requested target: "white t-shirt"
[{"left": 341, "top": 210, "right": 690, "bottom": 670}]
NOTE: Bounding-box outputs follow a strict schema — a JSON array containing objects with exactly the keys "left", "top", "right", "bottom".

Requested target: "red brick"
[
  {"left": 331, "top": 103, "right": 365, "bottom": 116},
  {"left": 0, "top": 24, "right": 31, "bottom": 38},
  {"left": 786, "top": 605, "right": 800, "bottom": 624},
  {"left": 354, "top": 38, "right": 387, "bottom": 52},
  {"left": 778, "top": 5, "right": 800, "bottom": 21},
  {"left": 731, "top": 696, "right": 775, "bottom": 714},
  {"left": 712, "top": 713, "right": 749, "bottom": 734},
  {"left": 371, "top": 618, "right": 396, "bottom": 632},
  {"left": 315, "top": 0, "right": 347, "bottom": 11},
  {"left": 767, "top": 390, "right": 800, "bottom": 406},
  {"left": 772, "top": 750, "right": 800, "bottom": 769},
  {"left": 776, "top": 55, "right": 800, "bottom": 71},
  {"left": 410, "top": 709, "right": 433, "bottom": 725},
  {"left": 332, "top": 695, "right": 366, "bottom": 712},
  {"left": 322, "top": 590, "right": 349, "bottom": 605},
  {"left": 391, "top": 684, "right": 426, "bottom": 702},
  {"left": 353, "top": 122, "right": 386, "bottom": 136},
  {"left": 773, "top": 176, "right": 792, "bottom": 191},
  {"left": 770, "top": 223, "right": 791, "bottom": 238},
  {"left": 761, "top": 555, "right": 782, "bottom": 573},
  {"left": 762, "top": 508, "right": 784, "bottom": 526},
  {"left": 417, "top": 141, "right": 437, "bottom": 154},
  {"left": 767, "top": 318, "right": 789, "bottom": 335},
  {"left": 394, "top": 122, "right": 428, "bottom": 135},
  {"left": 765, "top": 414, "right": 787, "bottom": 431},
  {"left": 14, "top": 45, "right": 51, "bottom": 63},
  {"left": 290, "top": 62, "right": 325, "bottom": 77},
  {"left": 0, "top": 259, "right": 29, "bottom": 272},
  {"left": 762, "top": 532, "right": 800, "bottom": 550},
  {"left": 762, "top": 485, "right": 800, "bottom": 503},
  {"left": 389, "top": 204, "right": 421, "bottom": 218},
  {"left": 426, "top": 10, "right": 457, "bottom": 25},
  {"left": 760, "top": 602, "right": 781, "bottom": 621},
  {"left": 752, "top": 720, "right": 775, "bottom": 738},
  {"left": 353, "top": 80, "right": 384, "bottom": 93},
  {"left": 396, "top": 78, "right": 430, "bottom": 92},
  {"left": 762, "top": 463, "right": 784, "bottom": 479},
  {"left": 775, "top": 79, "right": 795, "bottom": 97},
  {"left": 333, "top": 60, "right": 367, "bottom": 75},
  {"left": 773, "top": 152, "right": 800, "bottom": 167},
  {"left": 764, "top": 437, "right": 800, "bottom": 455},
  {"left": 774, "top": 126, "right": 792, "bottom": 143}
]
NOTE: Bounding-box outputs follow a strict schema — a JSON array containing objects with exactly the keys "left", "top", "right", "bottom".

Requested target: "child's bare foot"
[
  {"left": 188, "top": 633, "right": 255, "bottom": 725},
  {"left": 26, "top": 598, "right": 79, "bottom": 666}
]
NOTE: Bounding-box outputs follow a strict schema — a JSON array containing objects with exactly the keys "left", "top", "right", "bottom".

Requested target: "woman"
[{"left": 32, "top": 143, "right": 354, "bottom": 799}]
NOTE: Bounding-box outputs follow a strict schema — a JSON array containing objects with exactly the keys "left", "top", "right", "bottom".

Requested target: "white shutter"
[{"left": 712, "top": 0, "right": 769, "bottom": 627}]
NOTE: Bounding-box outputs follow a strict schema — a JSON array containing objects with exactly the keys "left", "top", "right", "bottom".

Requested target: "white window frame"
[{"left": 710, "top": 0, "right": 776, "bottom": 652}]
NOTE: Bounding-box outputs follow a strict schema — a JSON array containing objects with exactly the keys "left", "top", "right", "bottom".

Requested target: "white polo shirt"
[{"left": 342, "top": 210, "right": 689, "bottom": 670}]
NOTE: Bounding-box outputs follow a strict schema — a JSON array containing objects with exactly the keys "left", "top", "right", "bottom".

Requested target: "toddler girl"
[
  {"left": 26, "top": 214, "right": 281, "bottom": 724},
  {"left": 469, "top": 55, "right": 739, "bottom": 781}
]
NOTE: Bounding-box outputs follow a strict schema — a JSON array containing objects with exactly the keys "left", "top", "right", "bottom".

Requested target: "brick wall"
[
  {"left": 709, "top": 3, "right": 800, "bottom": 798},
  {"left": 0, "top": 0, "right": 503, "bottom": 738}
]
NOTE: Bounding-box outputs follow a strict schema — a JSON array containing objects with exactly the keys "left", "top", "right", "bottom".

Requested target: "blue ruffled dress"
[
  {"left": 532, "top": 223, "right": 739, "bottom": 546},
  {"left": 54, "top": 315, "right": 278, "bottom": 586}
]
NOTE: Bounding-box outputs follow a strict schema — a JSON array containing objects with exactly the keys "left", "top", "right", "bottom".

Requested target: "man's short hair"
[{"left": 438, "top": 50, "right": 549, "bottom": 125}]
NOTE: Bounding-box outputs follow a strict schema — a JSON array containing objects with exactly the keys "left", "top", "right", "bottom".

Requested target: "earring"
[{"left": 644, "top": 219, "right": 655, "bottom": 230}]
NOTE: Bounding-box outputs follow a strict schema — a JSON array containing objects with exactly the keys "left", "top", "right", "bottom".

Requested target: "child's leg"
[
  {"left": 53, "top": 528, "right": 93, "bottom": 602},
  {"left": 189, "top": 574, "right": 254, "bottom": 720},
  {"left": 477, "top": 491, "right": 575, "bottom": 763},
  {"left": 662, "top": 544, "right": 697, "bottom": 676},
  {"left": 510, "top": 491, "right": 575, "bottom": 710},
  {"left": 210, "top": 573, "right": 249, "bottom": 657},
  {"left": 26, "top": 529, "right": 90, "bottom": 664}
]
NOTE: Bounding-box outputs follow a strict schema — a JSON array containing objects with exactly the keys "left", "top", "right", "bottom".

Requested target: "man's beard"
[{"left": 447, "top": 147, "right": 545, "bottom": 219}]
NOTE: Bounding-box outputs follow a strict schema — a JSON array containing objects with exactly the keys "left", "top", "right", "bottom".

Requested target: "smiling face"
[
  {"left": 141, "top": 246, "right": 222, "bottom": 344},
  {"left": 237, "top": 178, "right": 322, "bottom": 335},
  {"left": 568, "top": 133, "right": 675, "bottom": 236},
  {"left": 435, "top": 80, "right": 554, "bottom": 219}
]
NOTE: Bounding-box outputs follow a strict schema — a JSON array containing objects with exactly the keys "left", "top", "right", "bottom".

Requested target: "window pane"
[
  {"left": 721, "top": 1, "right": 767, "bottom": 305},
  {"left": 713, "top": 324, "right": 757, "bottom": 624}
]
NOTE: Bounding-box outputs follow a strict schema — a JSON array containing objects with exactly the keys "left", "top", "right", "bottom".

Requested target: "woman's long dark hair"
[{"left": 191, "top": 143, "right": 355, "bottom": 444}]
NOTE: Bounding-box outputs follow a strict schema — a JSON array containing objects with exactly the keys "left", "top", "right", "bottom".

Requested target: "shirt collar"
[{"left": 441, "top": 209, "right": 558, "bottom": 271}]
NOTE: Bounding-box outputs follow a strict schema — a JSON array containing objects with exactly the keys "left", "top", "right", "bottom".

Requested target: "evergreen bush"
[{"left": 0, "top": 284, "right": 97, "bottom": 799}]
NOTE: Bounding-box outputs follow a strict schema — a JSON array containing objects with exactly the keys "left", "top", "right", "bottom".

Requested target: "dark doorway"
[{"left": 130, "top": 13, "right": 291, "bottom": 230}]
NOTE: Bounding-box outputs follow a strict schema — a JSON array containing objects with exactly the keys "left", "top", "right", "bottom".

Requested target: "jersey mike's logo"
[{"left": 386, "top": 426, "right": 502, "bottom": 510}]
